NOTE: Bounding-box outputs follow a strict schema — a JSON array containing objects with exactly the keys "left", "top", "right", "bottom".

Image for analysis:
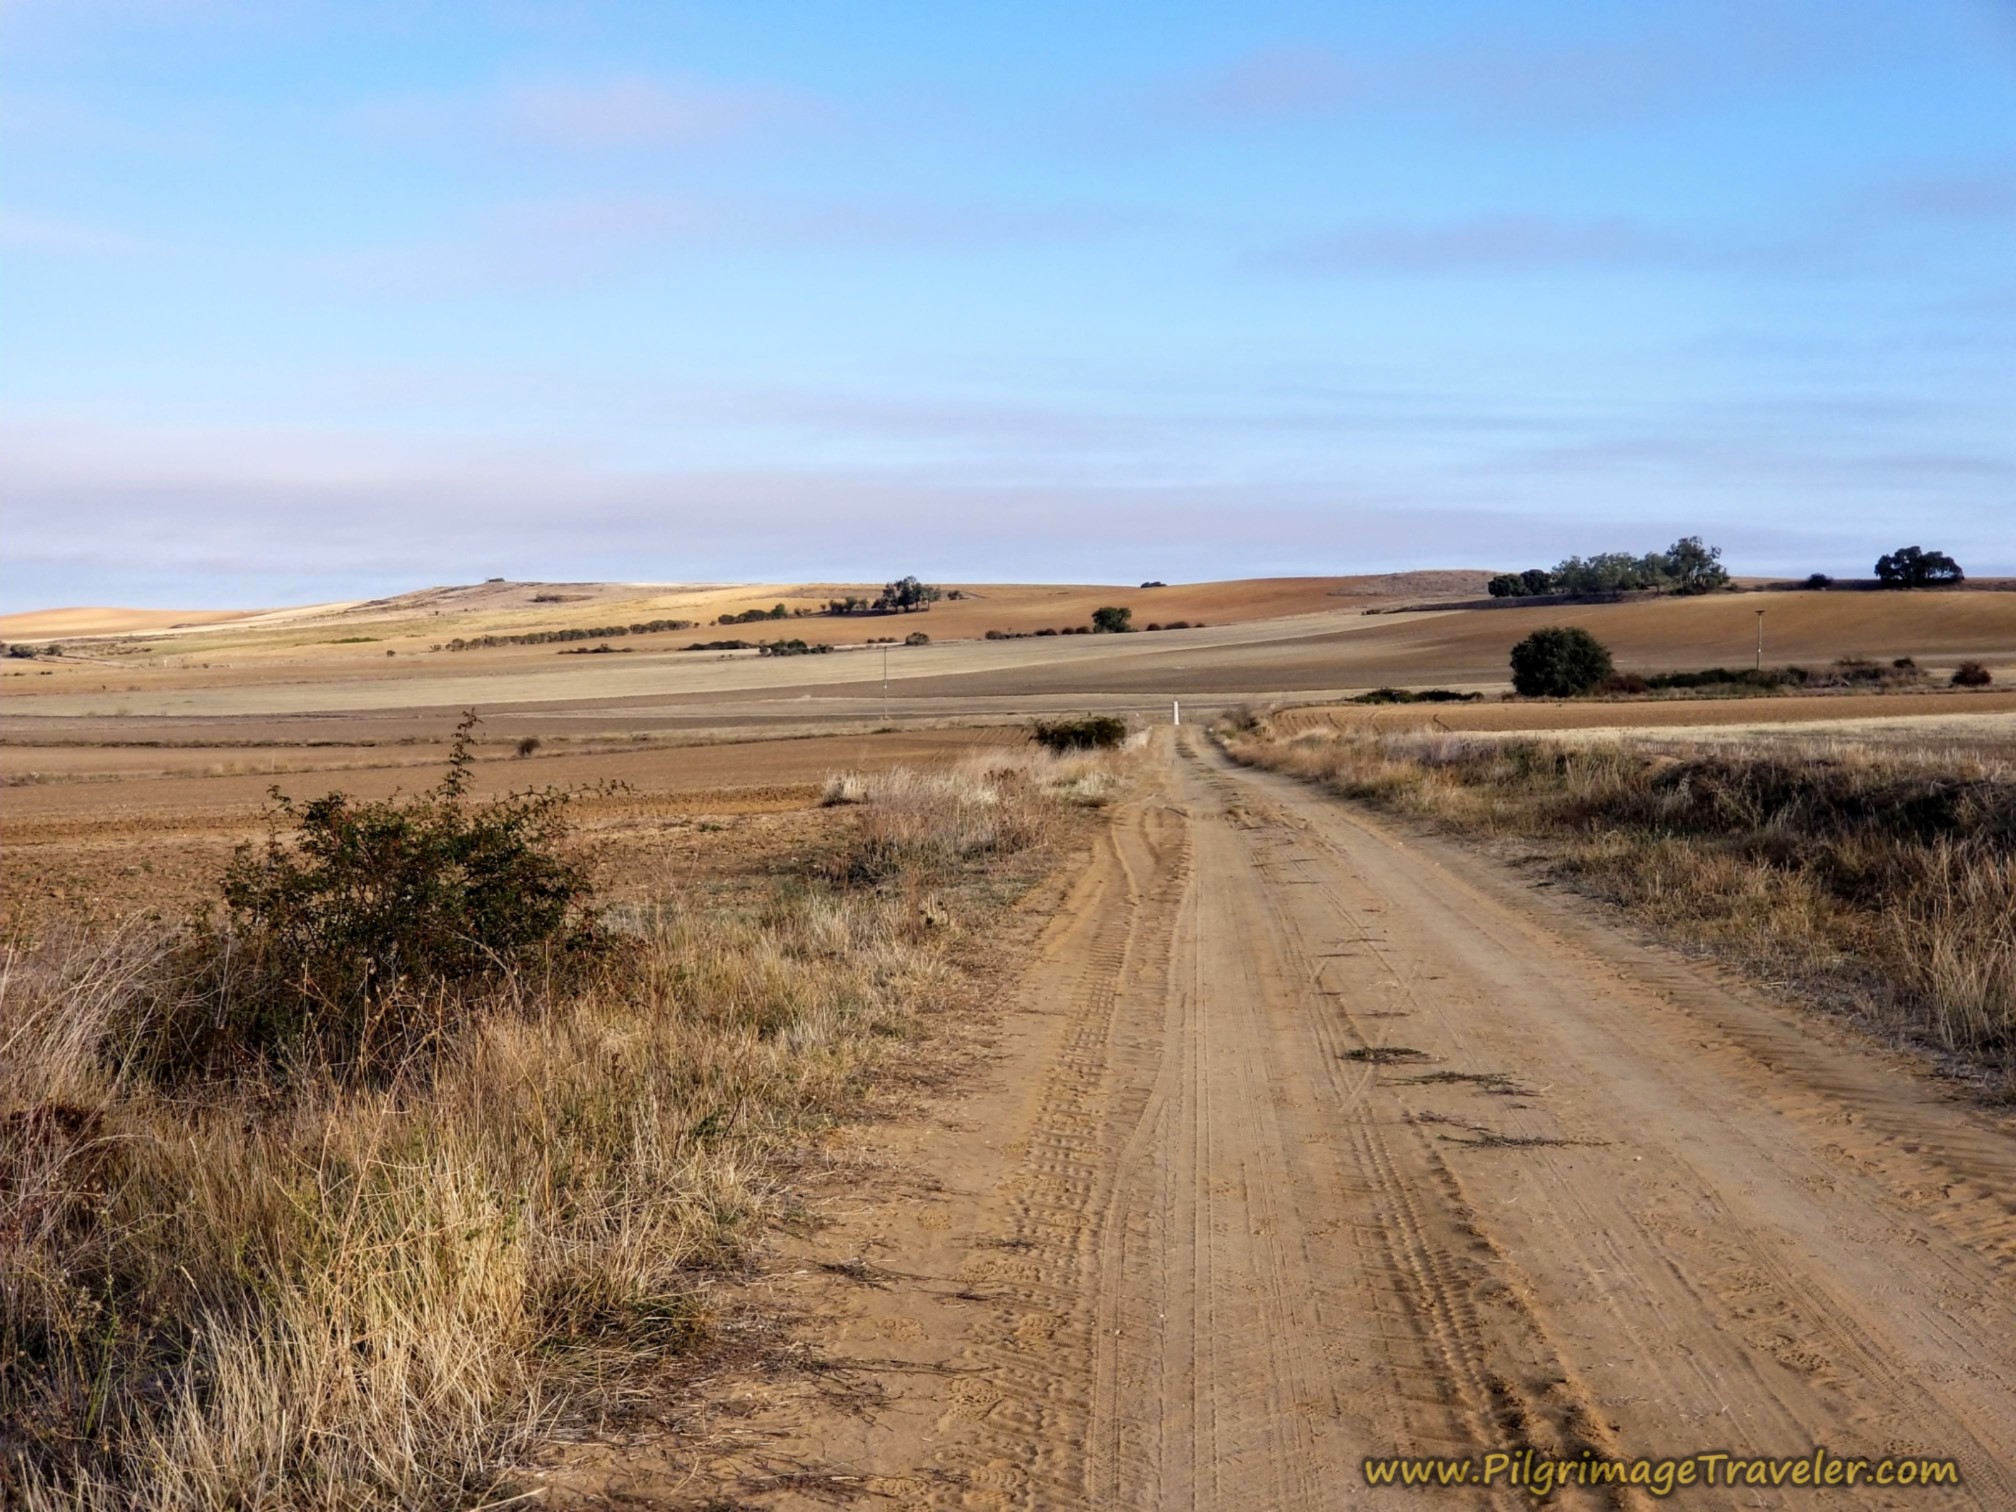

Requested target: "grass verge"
[
  {"left": 1, "top": 745, "right": 1127, "bottom": 1507},
  {"left": 1221, "top": 723, "right": 2014, "bottom": 1091}
]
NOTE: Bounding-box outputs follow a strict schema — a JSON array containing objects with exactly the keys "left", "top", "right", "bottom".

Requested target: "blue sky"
[{"left": 4, "top": 0, "right": 2013, "bottom": 609}]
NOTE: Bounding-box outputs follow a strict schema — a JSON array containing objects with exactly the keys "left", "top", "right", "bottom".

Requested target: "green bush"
[
  {"left": 1350, "top": 687, "right": 1483, "bottom": 704},
  {"left": 756, "top": 638, "right": 832, "bottom": 656},
  {"left": 146, "top": 715, "right": 607, "bottom": 1082},
  {"left": 1640, "top": 666, "right": 1788, "bottom": 692},
  {"left": 1091, "top": 605, "right": 1134, "bottom": 633},
  {"left": 1509, "top": 627, "right": 1614, "bottom": 697},
  {"left": 1031, "top": 715, "right": 1128, "bottom": 752}
]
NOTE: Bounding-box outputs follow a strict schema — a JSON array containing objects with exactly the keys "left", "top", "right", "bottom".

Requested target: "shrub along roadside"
[
  {"left": 1220, "top": 727, "right": 2015, "bottom": 1090},
  {"left": 0, "top": 745, "right": 1129, "bottom": 1507},
  {"left": 132, "top": 714, "right": 609, "bottom": 1085},
  {"left": 1031, "top": 714, "right": 1129, "bottom": 752}
]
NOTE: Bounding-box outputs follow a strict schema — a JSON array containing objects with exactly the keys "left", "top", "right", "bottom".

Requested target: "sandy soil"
[{"left": 577, "top": 731, "right": 2016, "bottom": 1508}]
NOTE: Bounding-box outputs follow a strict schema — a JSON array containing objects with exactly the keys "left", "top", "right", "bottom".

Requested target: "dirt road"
[{"left": 703, "top": 731, "right": 2016, "bottom": 1509}]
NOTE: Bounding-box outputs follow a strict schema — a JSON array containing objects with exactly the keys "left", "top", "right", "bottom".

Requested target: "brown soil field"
[
  {"left": 5, "top": 585, "right": 2010, "bottom": 734},
  {"left": 7, "top": 585, "right": 2012, "bottom": 922},
  {"left": 0, "top": 572, "right": 1479, "bottom": 658},
  {"left": 0, "top": 726, "right": 1025, "bottom": 926}
]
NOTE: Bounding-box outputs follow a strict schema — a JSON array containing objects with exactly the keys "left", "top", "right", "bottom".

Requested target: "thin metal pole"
[
  {"left": 1755, "top": 609, "right": 1765, "bottom": 672},
  {"left": 882, "top": 644, "right": 889, "bottom": 723}
]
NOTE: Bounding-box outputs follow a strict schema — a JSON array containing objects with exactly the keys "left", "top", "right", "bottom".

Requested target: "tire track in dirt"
[
  {"left": 1180, "top": 734, "right": 2016, "bottom": 1507},
  {"left": 739, "top": 730, "right": 2016, "bottom": 1511}
]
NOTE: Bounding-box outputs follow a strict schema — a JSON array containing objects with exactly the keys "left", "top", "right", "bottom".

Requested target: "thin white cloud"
[
  {"left": 361, "top": 73, "right": 821, "bottom": 149},
  {"left": 1162, "top": 0, "right": 1930, "bottom": 132},
  {"left": 1263, "top": 215, "right": 1692, "bottom": 274},
  {"left": 1859, "top": 163, "right": 2016, "bottom": 223},
  {"left": 0, "top": 207, "right": 145, "bottom": 254}
]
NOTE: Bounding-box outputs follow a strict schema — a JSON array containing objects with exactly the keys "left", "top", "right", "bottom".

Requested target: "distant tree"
[
  {"left": 1875, "top": 546, "right": 1964, "bottom": 588},
  {"left": 875, "top": 576, "right": 943, "bottom": 613},
  {"left": 1550, "top": 552, "right": 1658, "bottom": 594},
  {"left": 1661, "top": 536, "right": 1730, "bottom": 595},
  {"left": 1509, "top": 627, "right": 1613, "bottom": 697},
  {"left": 1140, "top": 580, "right": 1167, "bottom": 588},
  {"left": 1090, "top": 605, "right": 1134, "bottom": 633},
  {"left": 904, "top": 630, "right": 930, "bottom": 646},
  {"left": 1952, "top": 661, "right": 1992, "bottom": 687},
  {"left": 1490, "top": 571, "right": 1560, "bottom": 598},
  {"left": 1803, "top": 572, "right": 1834, "bottom": 590},
  {"left": 1547, "top": 543, "right": 1727, "bottom": 596}
]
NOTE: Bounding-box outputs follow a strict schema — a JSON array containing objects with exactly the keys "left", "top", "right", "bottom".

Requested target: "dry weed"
[{"left": 0, "top": 748, "right": 1130, "bottom": 1507}]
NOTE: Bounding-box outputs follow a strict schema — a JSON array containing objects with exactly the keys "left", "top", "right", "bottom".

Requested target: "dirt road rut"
[{"left": 759, "top": 732, "right": 2016, "bottom": 1509}]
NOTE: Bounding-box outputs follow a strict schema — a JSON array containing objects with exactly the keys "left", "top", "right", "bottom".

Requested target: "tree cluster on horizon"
[
  {"left": 826, "top": 576, "right": 945, "bottom": 615},
  {"left": 1874, "top": 545, "right": 1964, "bottom": 588},
  {"left": 1489, "top": 537, "right": 1729, "bottom": 601}
]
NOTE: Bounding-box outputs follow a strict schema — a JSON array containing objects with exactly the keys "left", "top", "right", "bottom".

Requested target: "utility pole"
[
  {"left": 882, "top": 643, "right": 890, "bottom": 724},
  {"left": 1755, "top": 608, "right": 1766, "bottom": 672}
]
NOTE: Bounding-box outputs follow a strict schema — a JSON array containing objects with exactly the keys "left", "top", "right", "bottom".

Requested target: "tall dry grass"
[
  {"left": 1, "top": 752, "right": 1123, "bottom": 1507},
  {"left": 1223, "top": 725, "right": 2016, "bottom": 1084},
  {"left": 821, "top": 748, "right": 1123, "bottom": 882}
]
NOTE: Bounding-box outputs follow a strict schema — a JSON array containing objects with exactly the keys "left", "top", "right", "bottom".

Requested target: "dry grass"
[
  {"left": 822, "top": 748, "right": 1124, "bottom": 882},
  {"left": 0, "top": 750, "right": 1127, "bottom": 1507},
  {"left": 1224, "top": 725, "right": 2016, "bottom": 1087}
]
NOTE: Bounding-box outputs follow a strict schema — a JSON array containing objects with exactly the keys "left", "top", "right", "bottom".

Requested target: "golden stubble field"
[
  {"left": 5, "top": 575, "right": 2015, "bottom": 925},
  {"left": 5, "top": 576, "right": 2013, "bottom": 725}
]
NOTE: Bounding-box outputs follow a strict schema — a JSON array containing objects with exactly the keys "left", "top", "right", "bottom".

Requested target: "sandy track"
[{"left": 734, "top": 731, "right": 2016, "bottom": 1510}]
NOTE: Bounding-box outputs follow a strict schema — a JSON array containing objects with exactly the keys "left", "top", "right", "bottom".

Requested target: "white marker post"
[{"left": 1172, "top": 699, "right": 1180, "bottom": 726}]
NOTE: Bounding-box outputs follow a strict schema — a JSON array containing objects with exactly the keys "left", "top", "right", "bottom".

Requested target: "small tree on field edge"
[
  {"left": 1875, "top": 546, "right": 1965, "bottom": 588},
  {"left": 1091, "top": 605, "right": 1134, "bottom": 633},
  {"left": 1509, "top": 627, "right": 1614, "bottom": 698}
]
